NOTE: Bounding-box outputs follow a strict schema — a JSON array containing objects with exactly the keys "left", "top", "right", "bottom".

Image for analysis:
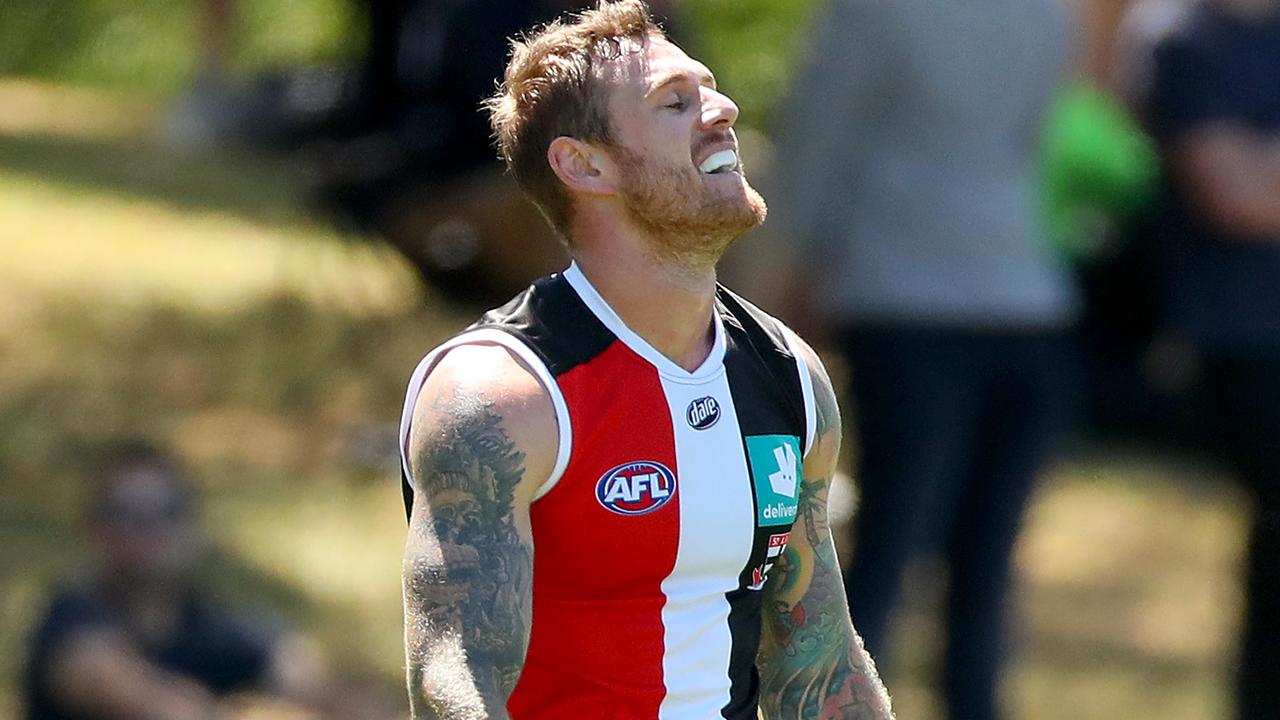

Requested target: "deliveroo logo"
[
  {"left": 746, "top": 435, "right": 802, "bottom": 527},
  {"left": 768, "top": 443, "right": 798, "bottom": 499}
]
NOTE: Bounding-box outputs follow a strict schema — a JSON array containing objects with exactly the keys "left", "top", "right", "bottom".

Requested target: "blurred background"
[{"left": 0, "top": 0, "right": 1271, "bottom": 718}]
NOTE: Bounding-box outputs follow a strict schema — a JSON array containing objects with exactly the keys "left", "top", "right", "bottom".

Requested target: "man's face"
[
  {"left": 93, "top": 467, "right": 199, "bottom": 588},
  {"left": 601, "top": 36, "right": 767, "bottom": 263}
]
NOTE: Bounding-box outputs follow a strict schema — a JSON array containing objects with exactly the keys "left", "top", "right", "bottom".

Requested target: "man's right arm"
[
  {"left": 1142, "top": 24, "right": 1280, "bottom": 239},
  {"left": 1170, "top": 126, "right": 1280, "bottom": 238},
  {"left": 45, "top": 632, "right": 224, "bottom": 720},
  {"left": 402, "top": 345, "right": 557, "bottom": 720}
]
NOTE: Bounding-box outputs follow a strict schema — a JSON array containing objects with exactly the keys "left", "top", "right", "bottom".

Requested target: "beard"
[{"left": 612, "top": 145, "right": 767, "bottom": 267}]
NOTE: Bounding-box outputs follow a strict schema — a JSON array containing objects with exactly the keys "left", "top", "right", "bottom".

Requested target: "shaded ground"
[{"left": 0, "top": 81, "right": 1248, "bottom": 719}]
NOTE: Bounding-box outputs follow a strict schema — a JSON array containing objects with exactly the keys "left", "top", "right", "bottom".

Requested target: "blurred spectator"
[
  {"left": 178, "top": 0, "right": 678, "bottom": 304},
  {"left": 317, "top": 0, "right": 679, "bottom": 303},
  {"left": 762, "top": 1, "right": 1080, "bottom": 718},
  {"left": 311, "top": 0, "right": 590, "bottom": 303},
  {"left": 23, "top": 441, "right": 377, "bottom": 720},
  {"left": 1125, "top": 0, "right": 1280, "bottom": 716}
]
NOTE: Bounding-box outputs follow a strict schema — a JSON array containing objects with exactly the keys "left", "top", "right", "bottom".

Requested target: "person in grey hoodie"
[{"left": 763, "top": 1, "right": 1080, "bottom": 717}]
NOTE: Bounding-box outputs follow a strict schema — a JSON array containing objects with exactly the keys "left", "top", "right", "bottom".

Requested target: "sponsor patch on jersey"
[
  {"left": 745, "top": 435, "right": 802, "bottom": 527},
  {"left": 767, "top": 531, "right": 791, "bottom": 557},
  {"left": 749, "top": 532, "right": 792, "bottom": 591},
  {"left": 686, "top": 396, "right": 721, "bottom": 430},
  {"left": 595, "top": 461, "right": 677, "bottom": 516}
]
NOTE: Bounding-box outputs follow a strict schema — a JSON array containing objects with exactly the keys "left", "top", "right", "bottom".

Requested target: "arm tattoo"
[
  {"left": 759, "top": 350, "right": 893, "bottom": 719},
  {"left": 404, "top": 387, "right": 533, "bottom": 719}
]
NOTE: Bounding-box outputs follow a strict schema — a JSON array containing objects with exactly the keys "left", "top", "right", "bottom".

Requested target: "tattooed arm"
[
  {"left": 402, "top": 345, "right": 558, "bottom": 720},
  {"left": 758, "top": 336, "right": 893, "bottom": 720}
]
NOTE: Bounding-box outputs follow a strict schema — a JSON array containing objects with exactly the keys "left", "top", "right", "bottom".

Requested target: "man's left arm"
[{"left": 757, "top": 337, "right": 893, "bottom": 720}]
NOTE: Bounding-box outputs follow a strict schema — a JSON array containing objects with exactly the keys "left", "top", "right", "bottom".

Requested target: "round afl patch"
[{"left": 595, "top": 461, "right": 677, "bottom": 515}]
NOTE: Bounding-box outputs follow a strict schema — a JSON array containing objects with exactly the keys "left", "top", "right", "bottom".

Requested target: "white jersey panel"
[{"left": 657, "top": 371, "right": 756, "bottom": 719}]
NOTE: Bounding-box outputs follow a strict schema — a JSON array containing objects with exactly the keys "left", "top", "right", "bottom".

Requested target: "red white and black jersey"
[{"left": 399, "top": 263, "right": 817, "bottom": 720}]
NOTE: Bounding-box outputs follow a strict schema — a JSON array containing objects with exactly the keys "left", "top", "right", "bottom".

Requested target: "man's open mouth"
[{"left": 698, "top": 149, "right": 739, "bottom": 175}]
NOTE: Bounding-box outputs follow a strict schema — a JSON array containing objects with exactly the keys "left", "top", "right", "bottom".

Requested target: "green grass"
[{"left": 0, "top": 80, "right": 1249, "bottom": 720}]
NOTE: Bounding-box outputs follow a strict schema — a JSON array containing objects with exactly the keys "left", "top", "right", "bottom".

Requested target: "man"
[
  {"left": 1127, "top": 0, "right": 1280, "bottom": 716},
  {"left": 396, "top": 2, "right": 894, "bottom": 718},
  {"left": 24, "top": 442, "right": 372, "bottom": 720}
]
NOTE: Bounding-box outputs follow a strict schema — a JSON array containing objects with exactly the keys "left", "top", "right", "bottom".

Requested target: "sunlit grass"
[
  {"left": 877, "top": 459, "right": 1244, "bottom": 720},
  {"left": 0, "top": 79, "right": 152, "bottom": 138},
  {"left": 0, "top": 170, "right": 419, "bottom": 316}
]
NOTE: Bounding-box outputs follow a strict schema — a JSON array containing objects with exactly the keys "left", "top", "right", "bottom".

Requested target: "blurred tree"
[
  {"left": 0, "top": 0, "right": 360, "bottom": 95},
  {"left": 683, "top": 0, "right": 815, "bottom": 130}
]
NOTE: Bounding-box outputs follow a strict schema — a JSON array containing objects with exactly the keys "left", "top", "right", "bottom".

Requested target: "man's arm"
[
  {"left": 44, "top": 631, "right": 225, "bottom": 720},
  {"left": 1139, "top": 21, "right": 1280, "bottom": 240},
  {"left": 1170, "top": 125, "right": 1280, "bottom": 239},
  {"left": 758, "top": 336, "right": 893, "bottom": 720},
  {"left": 402, "top": 344, "right": 557, "bottom": 720}
]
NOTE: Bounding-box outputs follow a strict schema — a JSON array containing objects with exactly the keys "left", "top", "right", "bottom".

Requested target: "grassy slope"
[{"left": 0, "top": 80, "right": 448, "bottom": 715}]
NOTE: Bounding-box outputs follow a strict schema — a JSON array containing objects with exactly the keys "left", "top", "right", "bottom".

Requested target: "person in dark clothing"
[
  {"left": 23, "top": 443, "right": 363, "bottom": 720},
  {"left": 1130, "top": 0, "right": 1280, "bottom": 717},
  {"left": 26, "top": 588, "right": 280, "bottom": 720}
]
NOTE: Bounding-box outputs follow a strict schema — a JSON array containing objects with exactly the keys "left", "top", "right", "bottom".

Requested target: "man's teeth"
[{"left": 699, "top": 149, "right": 738, "bottom": 174}]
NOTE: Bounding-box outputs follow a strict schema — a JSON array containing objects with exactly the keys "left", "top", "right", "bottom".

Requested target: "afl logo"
[
  {"left": 596, "top": 461, "right": 677, "bottom": 515},
  {"left": 686, "top": 396, "right": 721, "bottom": 430}
]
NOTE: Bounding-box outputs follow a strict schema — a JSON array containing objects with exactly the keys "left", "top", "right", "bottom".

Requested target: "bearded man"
[{"left": 396, "top": 2, "right": 894, "bottom": 718}]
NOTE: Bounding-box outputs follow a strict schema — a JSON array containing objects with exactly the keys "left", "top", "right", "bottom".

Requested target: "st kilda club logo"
[
  {"left": 686, "top": 396, "right": 721, "bottom": 430},
  {"left": 596, "top": 461, "right": 677, "bottom": 515}
]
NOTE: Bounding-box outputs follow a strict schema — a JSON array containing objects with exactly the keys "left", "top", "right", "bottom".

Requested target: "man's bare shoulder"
[{"left": 408, "top": 342, "right": 559, "bottom": 505}]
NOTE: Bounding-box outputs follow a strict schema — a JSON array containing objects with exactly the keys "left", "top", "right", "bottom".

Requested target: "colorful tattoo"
[{"left": 758, "top": 347, "right": 893, "bottom": 719}]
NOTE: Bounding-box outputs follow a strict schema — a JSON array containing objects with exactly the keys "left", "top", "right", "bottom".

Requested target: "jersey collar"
[{"left": 563, "top": 262, "right": 727, "bottom": 382}]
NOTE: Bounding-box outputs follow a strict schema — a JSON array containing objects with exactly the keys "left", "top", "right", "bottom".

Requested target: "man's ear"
[{"left": 548, "top": 137, "right": 618, "bottom": 196}]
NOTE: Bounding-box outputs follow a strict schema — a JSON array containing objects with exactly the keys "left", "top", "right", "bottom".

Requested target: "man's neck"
[{"left": 572, "top": 241, "right": 719, "bottom": 374}]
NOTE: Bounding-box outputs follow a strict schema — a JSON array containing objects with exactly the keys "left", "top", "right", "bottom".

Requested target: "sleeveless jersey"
[{"left": 398, "top": 263, "right": 817, "bottom": 720}]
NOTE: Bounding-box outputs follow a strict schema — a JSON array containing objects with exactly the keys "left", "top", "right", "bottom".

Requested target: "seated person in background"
[{"left": 24, "top": 442, "right": 367, "bottom": 720}]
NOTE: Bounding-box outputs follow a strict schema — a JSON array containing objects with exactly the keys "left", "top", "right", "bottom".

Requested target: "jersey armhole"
[
  {"left": 779, "top": 327, "right": 818, "bottom": 459},
  {"left": 398, "top": 328, "right": 573, "bottom": 502}
]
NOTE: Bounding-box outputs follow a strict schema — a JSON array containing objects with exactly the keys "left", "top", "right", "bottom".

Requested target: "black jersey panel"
[
  {"left": 472, "top": 272, "right": 616, "bottom": 378},
  {"left": 716, "top": 286, "right": 806, "bottom": 441}
]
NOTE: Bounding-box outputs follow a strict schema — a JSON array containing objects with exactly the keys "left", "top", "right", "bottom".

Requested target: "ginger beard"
[{"left": 610, "top": 142, "right": 767, "bottom": 267}]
